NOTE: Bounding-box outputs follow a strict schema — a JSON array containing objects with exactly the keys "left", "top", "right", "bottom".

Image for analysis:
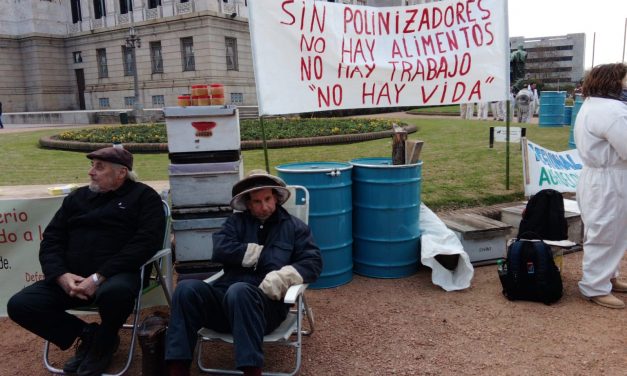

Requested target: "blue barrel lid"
[
  {"left": 275, "top": 161, "right": 352, "bottom": 173},
  {"left": 350, "top": 157, "right": 422, "bottom": 168}
]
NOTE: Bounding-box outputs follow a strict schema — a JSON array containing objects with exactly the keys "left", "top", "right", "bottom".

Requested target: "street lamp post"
[{"left": 126, "top": 26, "right": 143, "bottom": 120}]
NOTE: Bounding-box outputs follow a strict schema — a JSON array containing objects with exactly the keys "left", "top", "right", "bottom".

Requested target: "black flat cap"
[{"left": 86, "top": 146, "right": 133, "bottom": 170}]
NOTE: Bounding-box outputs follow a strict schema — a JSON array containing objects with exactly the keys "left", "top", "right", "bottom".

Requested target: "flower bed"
[{"left": 40, "top": 118, "right": 415, "bottom": 152}]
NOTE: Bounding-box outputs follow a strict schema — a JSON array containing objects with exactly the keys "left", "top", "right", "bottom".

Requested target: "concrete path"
[{"left": 0, "top": 122, "right": 109, "bottom": 134}]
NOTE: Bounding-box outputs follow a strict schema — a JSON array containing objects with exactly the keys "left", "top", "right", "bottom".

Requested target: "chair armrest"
[
  {"left": 144, "top": 248, "right": 171, "bottom": 266},
  {"left": 204, "top": 269, "right": 225, "bottom": 284},
  {"left": 284, "top": 283, "right": 308, "bottom": 304}
]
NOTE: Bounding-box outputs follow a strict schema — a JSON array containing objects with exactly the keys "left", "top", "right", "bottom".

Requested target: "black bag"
[
  {"left": 499, "top": 239, "right": 563, "bottom": 305},
  {"left": 517, "top": 189, "right": 568, "bottom": 241}
]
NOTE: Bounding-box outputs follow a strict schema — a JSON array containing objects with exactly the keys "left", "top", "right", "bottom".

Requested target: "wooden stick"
[
  {"left": 405, "top": 140, "right": 424, "bottom": 164},
  {"left": 392, "top": 124, "right": 407, "bottom": 165}
]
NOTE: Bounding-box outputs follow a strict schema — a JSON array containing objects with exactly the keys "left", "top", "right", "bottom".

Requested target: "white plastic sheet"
[{"left": 420, "top": 203, "right": 474, "bottom": 291}]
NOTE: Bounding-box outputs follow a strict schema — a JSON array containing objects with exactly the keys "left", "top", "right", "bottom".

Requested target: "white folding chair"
[
  {"left": 43, "top": 200, "right": 173, "bottom": 376},
  {"left": 196, "top": 185, "right": 315, "bottom": 376}
]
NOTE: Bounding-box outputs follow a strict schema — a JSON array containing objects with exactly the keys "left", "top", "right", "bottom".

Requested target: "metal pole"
[
  {"left": 131, "top": 46, "right": 141, "bottom": 115},
  {"left": 127, "top": 0, "right": 143, "bottom": 119},
  {"left": 260, "top": 117, "right": 270, "bottom": 173},
  {"left": 622, "top": 18, "right": 626, "bottom": 63},
  {"left": 503, "top": 0, "right": 511, "bottom": 190},
  {"left": 591, "top": 32, "right": 596, "bottom": 68},
  {"left": 505, "top": 99, "right": 510, "bottom": 190}
]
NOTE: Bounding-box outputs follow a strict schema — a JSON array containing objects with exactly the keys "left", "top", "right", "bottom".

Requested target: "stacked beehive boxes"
[{"left": 164, "top": 105, "right": 242, "bottom": 278}]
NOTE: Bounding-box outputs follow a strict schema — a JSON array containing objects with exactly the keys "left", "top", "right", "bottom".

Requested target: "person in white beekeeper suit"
[
  {"left": 515, "top": 88, "right": 532, "bottom": 123},
  {"left": 574, "top": 63, "right": 627, "bottom": 309}
]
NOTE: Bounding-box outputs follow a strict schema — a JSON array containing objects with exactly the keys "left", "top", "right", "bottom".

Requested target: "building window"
[
  {"left": 152, "top": 95, "right": 165, "bottom": 106},
  {"left": 73, "top": 51, "right": 83, "bottom": 64},
  {"left": 93, "top": 0, "right": 106, "bottom": 19},
  {"left": 148, "top": 0, "right": 162, "bottom": 9},
  {"left": 96, "top": 48, "right": 108, "bottom": 78},
  {"left": 71, "top": 0, "right": 82, "bottom": 23},
  {"left": 99, "top": 98, "right": 110, "bottom": 108},
  {"left": 225, "top": 37, "right": 238, "bottom": 71},
  {"left": 124, "top": 96, "right": 135, "bottom": 107},
  {"left": 181, "top": 37, "right": 195, "bottom": 71},
  {"left": 180, "top": 0, "right": 189, "bottom": 3},
  {"left": 119, "top": 0, "right": 132, "bottom": 14},
  {"left": 230, "top": 93, "right": 243, "bottom": 104},
  {"left": 150, "top": 41, "right": 163, "bottom": 73},
  {"left": 122, "top": 46, "right": 134, "bottom": 76}
]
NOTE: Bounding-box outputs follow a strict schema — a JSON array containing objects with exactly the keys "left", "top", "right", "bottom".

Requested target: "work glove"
[
  {"left": 242, "top": 243, "right": 264, "bottom": 268},
  {"left": 259, "top": 265, "right": 303, "bottom": 301}
]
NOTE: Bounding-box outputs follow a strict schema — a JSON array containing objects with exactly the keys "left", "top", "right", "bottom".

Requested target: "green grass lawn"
[
  {"left": 0, "top": 119, "right": 572, "bottom": 211},
  {"left": 406, "top": 105, "right": 460, "bottom": 114}
]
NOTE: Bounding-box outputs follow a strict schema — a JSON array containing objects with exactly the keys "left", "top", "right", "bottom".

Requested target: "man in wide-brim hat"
[{"left": 165, "top": 170, "right": 322, "bottom": 376}]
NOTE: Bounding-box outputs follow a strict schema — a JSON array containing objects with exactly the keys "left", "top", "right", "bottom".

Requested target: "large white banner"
[
  {"left": 522, "top": 138, "right": 583, "bottom": 197},
  {"left": 0, "top": 195, "right": 168, "bottom": 316},
  {"left": 0, "top": 196, "right": 63, "bottom": 316},
  {"left": 249, "top": 0, "right": 509, "bottom": 115}
]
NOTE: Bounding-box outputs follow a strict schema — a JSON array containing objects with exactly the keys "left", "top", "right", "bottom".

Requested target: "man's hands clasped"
[{"left": 56, "top": 272, "right": 101, "bottom": 300}]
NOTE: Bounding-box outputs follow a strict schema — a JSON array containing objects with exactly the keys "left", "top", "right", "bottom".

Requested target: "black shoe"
[
  {"left": 63, "top": 323, "right": 99, "bottom": 374},
  {"left": 77, "top": 333, "right": 120, "bottom": 376}
]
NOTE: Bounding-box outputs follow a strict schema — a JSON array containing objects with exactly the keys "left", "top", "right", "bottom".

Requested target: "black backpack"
[
  {"left": 517, "top": 189, "right": 568, "bottom": 241},
  {"left": 498, "top": 239, "right": 563, "bottom": 305}
]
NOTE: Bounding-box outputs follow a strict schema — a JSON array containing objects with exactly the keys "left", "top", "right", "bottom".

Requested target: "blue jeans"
[{"left": 165, "top": 279, "right": 288, "bottom": 368}]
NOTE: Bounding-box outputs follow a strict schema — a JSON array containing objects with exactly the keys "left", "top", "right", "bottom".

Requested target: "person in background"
[
  {"left": 515, "top": 87, "right": 532, "bottom": 123},
  {"left": 478, "top": 101, "right": 489, "bottom": 120},
  {"left": 574, "top": 63, "right": 627, "bottom": 309},
  {"left": 459, "top": 103, "right": 468, "bottom": 119},
  {"left": 164, "top": 170, "right": 322, "bottom": 376},
  {"left": 465, "top": 102, "right": 475, "bottom": 119},
  {"left": 7, "top": 146, "right": 166, "bottom": 375},
  {"left": 0, "top": 101, "right": 4, "bottom": 129},
  {"left": 529, "top": 83, "right": 539, "bottom": 116}
]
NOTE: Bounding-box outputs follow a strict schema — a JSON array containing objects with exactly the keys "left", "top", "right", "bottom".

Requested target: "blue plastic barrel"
[
  {"left": 276, "top": 162, "right": 353, "bottom": 288},
  {"left": 350, "top": 158, "right": 422, "bottom": 278},
  {"left": 563, "top": 106, "right": 573, "bottom": 125},
  {"left": 538, "top": 91, "right": 566, "bottom": 127},
  {"left": 569, "top": 95, "right": 584, "bottom": 149}
]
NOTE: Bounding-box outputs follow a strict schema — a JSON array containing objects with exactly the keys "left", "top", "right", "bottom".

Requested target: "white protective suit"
[
  {"left": 515, "top": 89, "right": 532, "bottom": 123},
  {"left": 478, "top": 102, "right": 489, "bottom": 120},
  {"left": 574, "top": 97, "right": 627, "bottom": 297}
]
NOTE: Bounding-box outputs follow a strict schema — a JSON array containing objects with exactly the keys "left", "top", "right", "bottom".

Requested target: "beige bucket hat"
[{"left": 230, "top": 169, "right": 290, "bottom": 211}]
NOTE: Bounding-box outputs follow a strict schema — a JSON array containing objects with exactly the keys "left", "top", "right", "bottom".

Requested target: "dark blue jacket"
[
  {"left": 212, "top": 206, "right": 322, "bottom": 287},
  {"left": 39, "top": 180, "right": 166, "bottom": 282}
]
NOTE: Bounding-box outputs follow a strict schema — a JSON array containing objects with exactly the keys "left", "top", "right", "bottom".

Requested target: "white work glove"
[
  {"left": 259, "top": 265, "right": 303, "bottom": 301},
  {"left": 242, "top": 243, "right": 264, "bottom": 268}
]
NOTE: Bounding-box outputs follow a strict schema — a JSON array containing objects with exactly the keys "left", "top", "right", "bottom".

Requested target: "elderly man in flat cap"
[
  {"left": 7, "top": 146, "right": 165, "bottom": 376},
  {"left": 165, "top": 170, "right": 322, "bottom": 376}
]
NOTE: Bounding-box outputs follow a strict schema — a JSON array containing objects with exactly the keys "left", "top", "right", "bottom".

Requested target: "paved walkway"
[{"left": 0, "top": 122, "right": 110, "bottom": 134}]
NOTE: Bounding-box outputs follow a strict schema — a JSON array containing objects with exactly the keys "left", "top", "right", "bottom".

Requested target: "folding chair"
[
  {"left": 43, "top": 200, "right": 173, "bottom": 376},
  {"left": 196, "top": 185, "right": 315, "bottom": 376}
]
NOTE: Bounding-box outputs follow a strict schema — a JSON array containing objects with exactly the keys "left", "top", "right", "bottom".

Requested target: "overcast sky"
[{"left": 508, "top": 0, "right": 627, "bottom": 69}]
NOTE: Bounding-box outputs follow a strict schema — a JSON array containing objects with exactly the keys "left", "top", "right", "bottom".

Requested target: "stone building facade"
[{"left": 0, "top": 0, "right": 256, "bottom": 112}]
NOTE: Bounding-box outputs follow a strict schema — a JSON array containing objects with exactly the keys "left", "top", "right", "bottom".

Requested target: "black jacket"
[
  {"left": 212, "top": 206, "right": 322, "bottom": 287},
  {"left": 39, "top": 180, "right": 166, "bottom": 282}
]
